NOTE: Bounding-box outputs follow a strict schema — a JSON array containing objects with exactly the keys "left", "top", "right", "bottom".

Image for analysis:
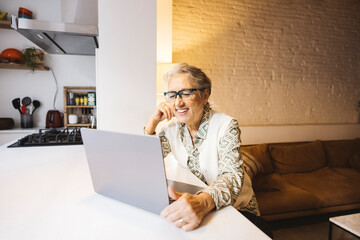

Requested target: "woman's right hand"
[
  {"left": 145, "top": 102, "right": 174, "bottom": 135},
  {"left": 151, "top": 102, "right": 174, "bottom": 123}
]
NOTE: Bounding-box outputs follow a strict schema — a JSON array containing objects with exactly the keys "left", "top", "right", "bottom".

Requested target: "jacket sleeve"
[
  {"left": 143, "top": 127, "right": 172, "bottom": 158},
  {"left": 200, "top": 119, "right": 244, "bottom": 209}
]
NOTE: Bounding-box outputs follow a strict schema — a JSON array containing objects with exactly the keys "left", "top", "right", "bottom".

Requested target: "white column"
[{"left": 96, "top": 0, "right": 157, "bottom": 134}]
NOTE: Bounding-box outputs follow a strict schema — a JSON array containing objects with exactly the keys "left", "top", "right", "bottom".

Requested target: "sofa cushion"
[
  {"left": 282, "top": 167, "right": 360, "bottom": 207},
  {"left": 323, "top": 138, "right": 360, "bottom": 168},
  {"left": 242, "top": 144, "right": 274, "bottom": 174},
  {"left": 241, "top": 149, "right": 263, "bottom": 180},
  {"left": 332, "top": 168, "right": 360, "bottom": 182},
  {"left": 253, "top": 173, "right": 322, "bottom": 215},
  {"left": 269, "top": 140, "right": 326, "bottom": 174}
]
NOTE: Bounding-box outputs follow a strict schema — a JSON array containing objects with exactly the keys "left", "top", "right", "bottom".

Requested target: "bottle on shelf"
[{"left": 75, "top": 95, "right": 80, "bottom": 106}]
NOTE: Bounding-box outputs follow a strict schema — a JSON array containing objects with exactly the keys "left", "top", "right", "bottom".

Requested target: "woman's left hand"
[{"left": 160, "top": 186, "right": 215, "bottom": 231}]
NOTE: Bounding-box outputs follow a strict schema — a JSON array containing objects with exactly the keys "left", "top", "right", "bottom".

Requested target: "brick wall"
[{"left": 172, "top": 0, "right": 360, "bottom": 125}]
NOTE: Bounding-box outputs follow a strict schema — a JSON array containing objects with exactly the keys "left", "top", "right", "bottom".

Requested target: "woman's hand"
[
  {"left": 152, "top": 102, "right": 174, "bottom": 123},
  {"left": 145, "top": 102, "right": 174, "bottom": 135},
  {"left": 160, "top": 186, "right": 215, "bottom": 231}
]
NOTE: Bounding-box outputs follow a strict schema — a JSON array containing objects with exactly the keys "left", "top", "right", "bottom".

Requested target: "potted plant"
[{"left": 21, "top": 47, "right": 45, "bottom": 71}]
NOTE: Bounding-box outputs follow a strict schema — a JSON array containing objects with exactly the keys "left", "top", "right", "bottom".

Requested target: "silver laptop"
[{"left": 81, "top": 128, "right": 203, "bottom": 215}]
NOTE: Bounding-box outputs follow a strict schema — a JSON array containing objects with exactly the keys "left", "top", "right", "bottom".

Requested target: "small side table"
[{"left": 329, "top": 213, "right": 360, "bottom": 240}]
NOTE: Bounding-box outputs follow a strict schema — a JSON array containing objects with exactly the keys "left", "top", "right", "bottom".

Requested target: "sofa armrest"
[{"left": 349, "top": 152, "right": 360, "bottom": 171}]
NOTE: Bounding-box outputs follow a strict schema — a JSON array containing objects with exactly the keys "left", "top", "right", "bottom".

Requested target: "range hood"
[{"left": 11, "top": 17, "right": 98, "bottom": 55}]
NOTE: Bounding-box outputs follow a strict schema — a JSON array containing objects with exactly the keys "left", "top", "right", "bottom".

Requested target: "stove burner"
[{"left": 8, "top": 127, "right": 84, "bottom": 148}]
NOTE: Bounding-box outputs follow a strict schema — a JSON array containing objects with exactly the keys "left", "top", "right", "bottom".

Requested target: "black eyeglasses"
[{"left": 163, "top": 88, "right": 205, "bottom": 102}]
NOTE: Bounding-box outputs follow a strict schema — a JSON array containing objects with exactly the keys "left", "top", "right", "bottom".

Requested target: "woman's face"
[{"left": 167, "top": 74, "right": 209, "bottom": 127}]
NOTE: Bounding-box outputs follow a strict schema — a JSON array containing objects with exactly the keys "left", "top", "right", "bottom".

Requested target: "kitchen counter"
[
  {"left": 0, "top": 144, "right": 270, "bottom": 240},
  {"left": 0, "top": 128, "right": 39, "bottom": 146}
]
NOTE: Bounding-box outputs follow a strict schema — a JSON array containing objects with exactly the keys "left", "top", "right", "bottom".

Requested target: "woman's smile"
[{"left": 176, "top": 108, "right": 188, "bottom": 114}]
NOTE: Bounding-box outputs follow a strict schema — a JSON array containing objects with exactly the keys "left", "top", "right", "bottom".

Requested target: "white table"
[
  {"left": 329, "top": 213, "right": 360, "bottom": 240},
  {"left": 0, "top": 143, "right": 270, "bottom": 240}
]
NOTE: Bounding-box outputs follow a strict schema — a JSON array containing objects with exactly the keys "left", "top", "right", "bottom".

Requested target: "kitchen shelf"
[
  {"left": 65, "top": 105, "right": 96, "bottom": 109},
  {"left": 67, "top": 123, "right": 92, "bottom": 127},
  {"left": 0, "top": 20, "right": 11, "bottom": 29},
  {"left": 0, "top": 62, "right": 49, "bottom": 71},
  {"left": 0, "top": 21, "right": 49, "bottom": 71},
  {"left": 63, "top": 86, "right": 96, "bottom": 128}
]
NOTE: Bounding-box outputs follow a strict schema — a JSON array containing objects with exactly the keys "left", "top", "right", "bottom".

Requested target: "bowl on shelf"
[
  {"left": 18, "top": 7, "right": 32, "bottom": 19},
  {"left": 0, "top": 48, "right": 23, "bottom": 62}
]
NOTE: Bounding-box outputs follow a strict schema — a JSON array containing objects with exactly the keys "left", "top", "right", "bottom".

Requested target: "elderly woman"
[{"left": 144, "top": 63, "right": 271, "bottom": 237}]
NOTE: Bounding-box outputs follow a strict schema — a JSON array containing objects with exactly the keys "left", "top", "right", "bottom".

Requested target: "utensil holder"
[{"left": 21, "top": 113, "right": 33, "bottom": 128}]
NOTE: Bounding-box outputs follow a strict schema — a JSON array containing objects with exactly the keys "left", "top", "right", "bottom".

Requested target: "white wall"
[
  {"left": 0, "top": 0, "right": 96, "bottom": 128},
  {"left": 157, "top": 0, "right": 172, "bottom": 63},
  {"left": 0, "top": 0, "right": 61, "bottom": 21},
  {"left": 96, "top": 0, "right": 157, "bottom": 134},
  {"left": 240, "top": 124, "right": 360, "bottom": 145},
  {"left": 173, "top": 0, "right": 360, "bottom": 126}
]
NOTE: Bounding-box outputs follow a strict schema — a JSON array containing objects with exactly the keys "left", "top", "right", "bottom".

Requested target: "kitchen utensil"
[
  {"left": 32, "top": 100, "right": 40, "bottom": 114},
  {"left": 12, "top": 98, "right": 22, "bottom": 114},
  {"left": 21, "top": 104, "right": 27, "bottom": 114},
  {"left": 29, "top": 104, "right": 34, "bottom": 114},
  {"left": 46, "top": 110, "right": 63, "bottom": 128},
  {"left": 22, "top": 96, "right": 32, "bottom": 106},
  {"left": 21, "top": 114, "right": 33, "bottom": 128}
]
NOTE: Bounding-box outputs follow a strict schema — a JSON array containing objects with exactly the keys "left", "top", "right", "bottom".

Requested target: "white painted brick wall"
[{"left": 172, "top": 0, "right": 360, "bottom": 125}]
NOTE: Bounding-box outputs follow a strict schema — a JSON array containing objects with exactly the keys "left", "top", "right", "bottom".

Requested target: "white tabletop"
[
  {"left": 0, "top": 144, "right": 270, "bottom": 240},
  {"left": 330, "top": 213, "right": 360, "bottom": 237}
]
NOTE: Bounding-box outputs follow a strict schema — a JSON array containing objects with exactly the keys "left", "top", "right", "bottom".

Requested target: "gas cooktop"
[{"left": 8, "top": 127, "right": 84, "bottom": 148}]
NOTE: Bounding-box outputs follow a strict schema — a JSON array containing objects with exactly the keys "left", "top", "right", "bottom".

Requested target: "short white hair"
[{"left": 163, "top": 63, "right": 212, "bottom": 95}]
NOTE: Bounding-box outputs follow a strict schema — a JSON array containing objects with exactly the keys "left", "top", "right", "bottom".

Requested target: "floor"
[{"left": 269, "top": 209, "right": 360, "bottom": 240}]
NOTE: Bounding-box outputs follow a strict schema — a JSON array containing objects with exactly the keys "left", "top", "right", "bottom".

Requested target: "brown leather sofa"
[{"left": 241, "top": 138, "right": 360, "bottom": 221}]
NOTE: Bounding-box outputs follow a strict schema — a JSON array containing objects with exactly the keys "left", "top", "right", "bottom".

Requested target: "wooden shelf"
[
  {"left": 67, "top": 123, "right": 92, "bottom": 127},
  {"left": 0, "top": 62, "right": 49, "bottom": 71},
  {"left": 0, "top": 21, "right": 49, "bottom": 71},
  {"left": 64, "top": 86, "right": 96, "bottom": 90},
  {"left": 66, "top": 105, "right": 96, "bottom": 108},
  {"left": 0, "top": 20, "right": 11, "bottom": 29},
  {"left": 63, "top": 86, "right": 96, "bottom": 128}
]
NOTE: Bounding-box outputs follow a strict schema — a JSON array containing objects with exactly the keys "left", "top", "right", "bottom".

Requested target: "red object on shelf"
[
  {"left": 18, "top": 7, "right": 33, "bottom": 19},
  {"left": 0, "top": 48, "right": 23, "bottom": 62}
]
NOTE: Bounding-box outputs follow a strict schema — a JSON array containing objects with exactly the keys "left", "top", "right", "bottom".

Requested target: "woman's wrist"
[
  {"left": 145, "top": 118, "right": 160, "bottom": 135},
  {"left": 199, "top": 192, "right": 215, "bottom": 214}
]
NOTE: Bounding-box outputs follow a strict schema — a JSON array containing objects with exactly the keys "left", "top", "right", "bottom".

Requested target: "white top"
[
  {"left": 0, "top": 140, "right": 270, "bottom": 240},
  {"left": 164, "top": 111, "right": 233, "bottom": 184},
  {"left": 330, "top": 213, "right": 360, "bottom": 237},
  {"left": 164, "top": 111, "right": 255, "bottom": 210}
]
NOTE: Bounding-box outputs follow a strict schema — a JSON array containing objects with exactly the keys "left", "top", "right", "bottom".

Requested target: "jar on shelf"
[{"left": 68, "top": 92, "right": 75, "bottom": 105}]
